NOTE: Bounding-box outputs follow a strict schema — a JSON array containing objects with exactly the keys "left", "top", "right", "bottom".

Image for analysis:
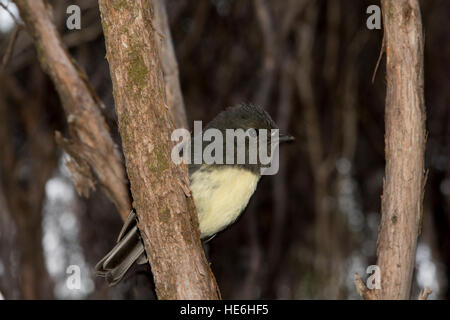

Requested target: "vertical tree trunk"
[
  {"left": 359, "top": 0, "right": 426, "bottom": 300},
  {"left": 98, "top": 0, "right": 220, "bottom": 299}
]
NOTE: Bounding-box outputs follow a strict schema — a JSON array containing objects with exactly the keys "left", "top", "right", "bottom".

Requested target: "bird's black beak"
[{"left": 279, "top": 133, "right": 295, "bottom": 143}]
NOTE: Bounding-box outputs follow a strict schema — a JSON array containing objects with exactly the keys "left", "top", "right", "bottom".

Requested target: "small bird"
[{"left": 95, "top": 104, "right": 294, "bottom": 285}]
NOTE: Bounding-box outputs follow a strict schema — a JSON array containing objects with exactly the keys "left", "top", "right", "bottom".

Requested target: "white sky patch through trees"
[
  {"left": 43, "top": 157, "right": 94, "bottom": 299},
  {"left": 416, "top": 242, "right": 441, "bottom": 299},
  {"left": 0, "top": 0, "right": 19, "bottom": 33}
]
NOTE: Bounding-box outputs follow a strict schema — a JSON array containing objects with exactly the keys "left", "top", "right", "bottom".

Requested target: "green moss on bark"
[
  {"left": 112, "top": 0, "right": 130, "bottom": 10},
  {"left": 158, "top": 207, "right": 171, "bottom": 224},
  {"left": 128, "top": 47, "right": 148, "bottom": 89},
  {"left": 149, "top": 145, "right": 169, "bottom": 176}
]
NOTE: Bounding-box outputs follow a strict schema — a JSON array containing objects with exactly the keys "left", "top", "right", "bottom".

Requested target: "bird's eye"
[{"left": 248, "top": 128, "right": 258, "bottom": 138}]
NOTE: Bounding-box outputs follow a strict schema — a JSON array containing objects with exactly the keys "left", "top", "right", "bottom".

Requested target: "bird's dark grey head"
[
  {"left": 206, "top": 103, "right": 294, "bottom": 143},
  {"left": 205, "top": 104, "right": 279, "bottom": 132},
  {"left": 189, "top": 104, "right": 294, "bottom": 175}
]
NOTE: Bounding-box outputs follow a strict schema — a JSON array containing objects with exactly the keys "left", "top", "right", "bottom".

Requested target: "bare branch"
[
  {"left": 354, "top": 273, "right": 376, "bottom": 300},
  {"left": 0, "top": 2, "right": 23, "bottom": 26},
  {"left": 418, "top": 287, "right": 432, "bottom": 300},
  {"left": 371, "top": 32, "right": 385, "bottom": 84},
  {"left": 13, "top": 0, "right": 131, "bottom": 220},
  {"left": 1, "top": 25, "right": 22, "bottom": 70}
]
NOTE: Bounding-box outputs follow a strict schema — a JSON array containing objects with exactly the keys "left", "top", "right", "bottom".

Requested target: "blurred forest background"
[{"left": 0, "top": 0, "right": 449, "bottom": 299}]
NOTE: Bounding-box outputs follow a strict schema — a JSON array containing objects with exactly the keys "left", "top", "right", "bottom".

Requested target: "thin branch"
[
  {"left": 371, "top": 31, "right": 385, "bottom": 84},
  {"left": 354, "top": 273, "right": 376, "bottom": 300},
  {"left": 418, "top": 287, "right": 432, "bottom": 300},
  {"left": 0, "top": 2, "right": 23, "bottom": 26},
  {"left": 1, "top": 25, "right": 22, "bottom": 70}
]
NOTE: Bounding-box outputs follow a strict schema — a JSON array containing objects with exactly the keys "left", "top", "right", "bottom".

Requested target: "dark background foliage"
[{"left": 0, "top": 0, "right": 448, "bottom": 299}]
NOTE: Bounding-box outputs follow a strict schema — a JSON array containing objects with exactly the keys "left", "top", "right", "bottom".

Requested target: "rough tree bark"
[
  {"left": 13, "top": 0, "right": 131, "bottom": 220},
  {"left": 97, "top": 0, "right": 220, "bottom": 299},
  {"left": 355, "top": 0, "right": 428, "bottom": 300}
]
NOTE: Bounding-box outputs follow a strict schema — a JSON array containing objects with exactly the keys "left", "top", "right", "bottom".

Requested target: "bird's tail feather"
[{"left": 95, "top": 210, "right": 147, "bottom": 286}]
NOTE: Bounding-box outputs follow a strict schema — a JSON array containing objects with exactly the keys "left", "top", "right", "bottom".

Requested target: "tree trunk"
[
  {"left": 98, "top": 0, "right": 220, "bottom": 299},
  {"left": 356, "top": 0, "right": 427, "bottom": 300}
]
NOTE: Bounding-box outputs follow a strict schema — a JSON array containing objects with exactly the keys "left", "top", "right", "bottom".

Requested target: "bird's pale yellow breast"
[{"left": 190, "top": 166, "right": 260, "bottom": 238}]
